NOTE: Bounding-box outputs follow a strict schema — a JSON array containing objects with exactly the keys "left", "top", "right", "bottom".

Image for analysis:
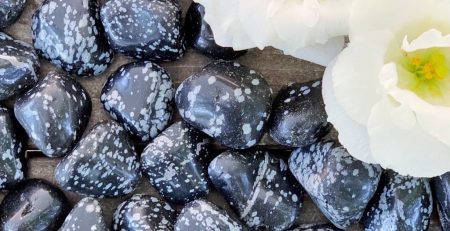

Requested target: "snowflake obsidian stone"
[
  {"left": 100, "top": 0, "right": 185, "bottom": 61},
  {"left": 59, "top": 197, "right": 108, "bottom": 231},
  {"left": 289, "top": 140, "right": 382, "bottom": 229},
  {"left": 209, "top": 150, "right": 303, "bottom": 230},
  {"left": 176, "top": 61, "right": 273, "bottom": 149},
  {"left": 0, "top": 32, "right": 39, "bottom": 101},
  {"left": 141, "top": 121, "right": 211, "bottom": 204},
  {"left": 55, "top": 121, "right": 141, "bottom": 198},
  {"left": 113, "top": 194, "right": 177, "bottom": 231},
  {"left": 14, "top": 71, "right": 91, "bottom": 157},
  {"left": 101, "top": 61, "right": 174, "bottom": 143},
  {"left": 0, "top": 0, "right": 26, "bottom": 28},
  {"left": 32, "top": 0, "right": 113, "bottom": 76}
]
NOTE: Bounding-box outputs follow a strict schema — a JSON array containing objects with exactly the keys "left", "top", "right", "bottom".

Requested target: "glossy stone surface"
[
  {"left": 432, "top": 172, "right": 450, "bottom": 231},
  {"left": 141, "top": 121, "right": 210, "bottom": 204},
  {"left": 176, "top": 61, "right": 272, "bottom": 149},
  {"left": 59, "top": 197, "right": 107, "bottom": 231},
  {"left": 101, "top": 61, "right": 174, "bottom": 143},
  {"left": 209, "top": 150, "right": 302, "bottom": 230},
  {"left": 175, "top": 199, "right": 246, "bottom": 231},
  {"left": 14, "top": 71, "right": 91, "bottom": 157},
  {"left": 0, "top": 107, "right": 24, "bottom": 190},
  {"left": 269, "top": 80, "right": 330, "bottom": 147},
  {"left": 113, "top": 194, "right": 177, "bottom": 231},
  {"left": 289, "top": 140, "right": 382, "bottom": 229},
  {"left": 55, "top": 121, "right": 141, "bottom": 198},
  {"left": 100, "top": 0, "right": 185, "bottom": 61},
  {"left": 32, "top": 0, "right": 113, "bottom": 76},
  {"left": 0, "top": 179, "right": 69, "bottom": 231},
  {"left": 362, "top": 170, "right": 433, "bottom": 231},
  {"left": 185, "top": 3, "right": 246, "bottom": 60},
  {"left": 0, "top": 33, "right": 39, "bottom": 100},
  {"left": 0, "top": 0, "right": 26, "bottom": 28}
]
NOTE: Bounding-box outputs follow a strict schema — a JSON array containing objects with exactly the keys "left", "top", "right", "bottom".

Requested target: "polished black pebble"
[
  {"left": 0, "top": 107, "right": 24, "bottom": 189},
  {"left": 54, "top": 121, "right": 141, "bottom": 198},
  {"left": 0, "top": 179, "right": 70, "bottom": 231},
  {"left": 59, "top": 197, "right": 107, "bottom": 231},
  {"left": 362, "top": 170, "right": 433, "bottom": 231},
  {"left": 209, "top": 150, "right": 302, "bottom": 230},
  {"left": 432, "top": 172, "right": 450, "bottom": 231},
  {"left": 0, "top": 0, "right": 26, "bottom": 28},
  {"left": 141, "top": 121, "right": 210, "bottom": 204},
  {"left": 288, "top": 140, "right": 382, "bottom": 229},
  {"left": 32, "top": 0, "right": 113, "bottom": 76},
  {"left": 100, "top": 0, "right": 185, "bottom": 61},
  {"left": 287, "top": 224, "right": 340, "bottom": 231},
  {"left": 175, "top": 199, "right": 246, "bottom": 231},
  {"left": 113, "top": 194, "right": 177, "bottom": 231},
  {"left": 0, "top": 33, "right": 39, "bottom": 100},
  {"left": 14, "top": 71, "right": 91, "bottom": 157},
  {"left": 176, "top": 61, "right": 273, "bottom": 149},
  {"left": 185, "top": 2, "right": 246, "bottom": 60},
  {"left": 269, "top": 81, "right": 330, "bottom": 147},
  {"left": 101, "top": 61, "right": 174, "bottom": 143}
]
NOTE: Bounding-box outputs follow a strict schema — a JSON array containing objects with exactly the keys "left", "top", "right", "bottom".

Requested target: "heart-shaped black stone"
[
  {"left": 175, "top": 199, "right": 247, "bottom": 231},
  {"left": 0, "top": 32, "right": 39, "bottom": 100},
  {"left": 0, "top": 179, "right": 70, "bottom": 231},
  {"left": 209, "top": 150, "right": 303, "bottom": 231},
  {"left": 269, "top": 80, "right": 330, "bottom": 147},
  {"left": 176, "top": 61, "right": 273, "bottom": 149},
  {"left": 59, "top": 197, "right": 108, "bottom": 231},
  {"left": 113, "top": 194, "right": 177, "bottom": 231},
  {"left": 32, "top": 0, "right": 113, "bottom": 76},
  {"left": 55, "top": 121, "right": 141, "bottom": 198},
  {"left": 289, "top": 140, "right": 382, "bottom": 229},
  {"left": 141, "top": 121, "right": 210, "bottom": 204},
  {"left": 101, "top": 61, "right": 174, "bottom": 143},
  {"left": 14, "top": 71, "right": 91, "bottom": 157},
  {"left": 432, "top": 172, "right": 450, "bottom": 231},
  {"left": 0, "top": 0, "right": 26, "bottom": 28},
  {"left": 0, "top": 106, "right": 25, "bottom": 190},
  {"left": 100, "top": 0, "right": 185, "bottom": 61},
  {"left": 362, "top": 170, "right": 433, "bottom": 231},
  {"left": 185, "top": 2, "right": 246, "bottom": 60}
]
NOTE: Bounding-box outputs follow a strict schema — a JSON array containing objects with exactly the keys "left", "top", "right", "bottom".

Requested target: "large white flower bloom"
[
  {"left": 323, "top": 0, "right": 450, "bottom": 177},
  {"left": 194, "top": 0, "right": 352, "bottom": 66}
]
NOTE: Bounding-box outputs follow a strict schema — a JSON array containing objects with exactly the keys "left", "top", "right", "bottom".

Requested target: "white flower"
[
  {"left": 323, "top": 0, "right": 450, "bottom": 177},
  {"left": 194, "top": 0, "right": 352, "bottom": 66}
]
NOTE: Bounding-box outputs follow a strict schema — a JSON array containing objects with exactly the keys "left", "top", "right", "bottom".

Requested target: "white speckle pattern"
[
  {"left": 55, "top": 121, "right": 141, "bottom": 198},
  {"left": 289, "top": 140, "right": 382, "bottom": 229},
  {"left": 101, "top": 61, "right": 174, "bottom": 142},
  {"left": 59, "top": 197, "right": 107, "bottom": 231}
]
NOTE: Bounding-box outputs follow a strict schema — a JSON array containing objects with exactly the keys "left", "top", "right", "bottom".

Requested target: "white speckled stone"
[
  {"left": 289, "top": 140, "right": 382, "bottom": 229},
  {"left": 101, "top": 61, "right": 174, "bottom": 143},
  {"left": 55, "top": 121, "right": 141, "bottom": 198},
  {"left": 59, "top": 197, "right": 107, "bottom": 231},
  {"left": 32, "top": 0, "right": 113, "bottom": 76},
  {"left": 0, "top": 0, "right": 26, "bottom": 28}
]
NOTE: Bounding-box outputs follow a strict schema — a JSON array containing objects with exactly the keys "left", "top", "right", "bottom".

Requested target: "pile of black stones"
[{"left": 0, "top": 0, "right": 446, "bottom": 231}]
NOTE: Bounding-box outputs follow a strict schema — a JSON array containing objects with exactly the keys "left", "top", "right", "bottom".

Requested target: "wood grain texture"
[{"left": 1, "top": 0, "right": 442, "bottom": 230}]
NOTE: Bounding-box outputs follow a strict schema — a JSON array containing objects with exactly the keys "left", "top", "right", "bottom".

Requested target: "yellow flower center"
[{"left": 397, "top": 48, "right": 450, "bottom": 106}]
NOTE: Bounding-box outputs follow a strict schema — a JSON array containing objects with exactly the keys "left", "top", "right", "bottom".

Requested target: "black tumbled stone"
[
  {"left": 176, "top": 61, "right": 272, "bottom": 149},
  {"left": 0, "top": 0, "right": 26, "bottom": 28},
  {"left": 59, "top": 197, "right": 107, "bottom": 231},
  {"left": 101, "top": 61, "right": 174, "bottom": 143},
  {"left": 432, "top": 172, "right": 450, "bottom": 231},
  {"left": 14, "top": 71, "right": 91, "bottom": 157}
]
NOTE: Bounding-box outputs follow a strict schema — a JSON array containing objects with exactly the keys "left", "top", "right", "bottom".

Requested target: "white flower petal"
[
  {"left": 282, "top": 36, "right": 345, "bottom": 66},
  {"left": 331, "top": 33, "right": 392, "bottom": 124},
  {"left": 195, "top": 0, "right": 352, "bottom": 66},
  {"left": 379, "top": 62, "right": 450, "bottom": 148},
  {"left": 323, "top": 60, "right": 377, "bottom": 164},
  {"left": 367, "top": 98, "right": 450, "bottom": 177},
  {"left": 402, "top": 29, "right": 450, "bottom": 52}
]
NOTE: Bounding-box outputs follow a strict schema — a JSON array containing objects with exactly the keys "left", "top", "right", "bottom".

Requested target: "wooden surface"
[{"left": 1, "top": 0, "right": 442, "bottom": 230}]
